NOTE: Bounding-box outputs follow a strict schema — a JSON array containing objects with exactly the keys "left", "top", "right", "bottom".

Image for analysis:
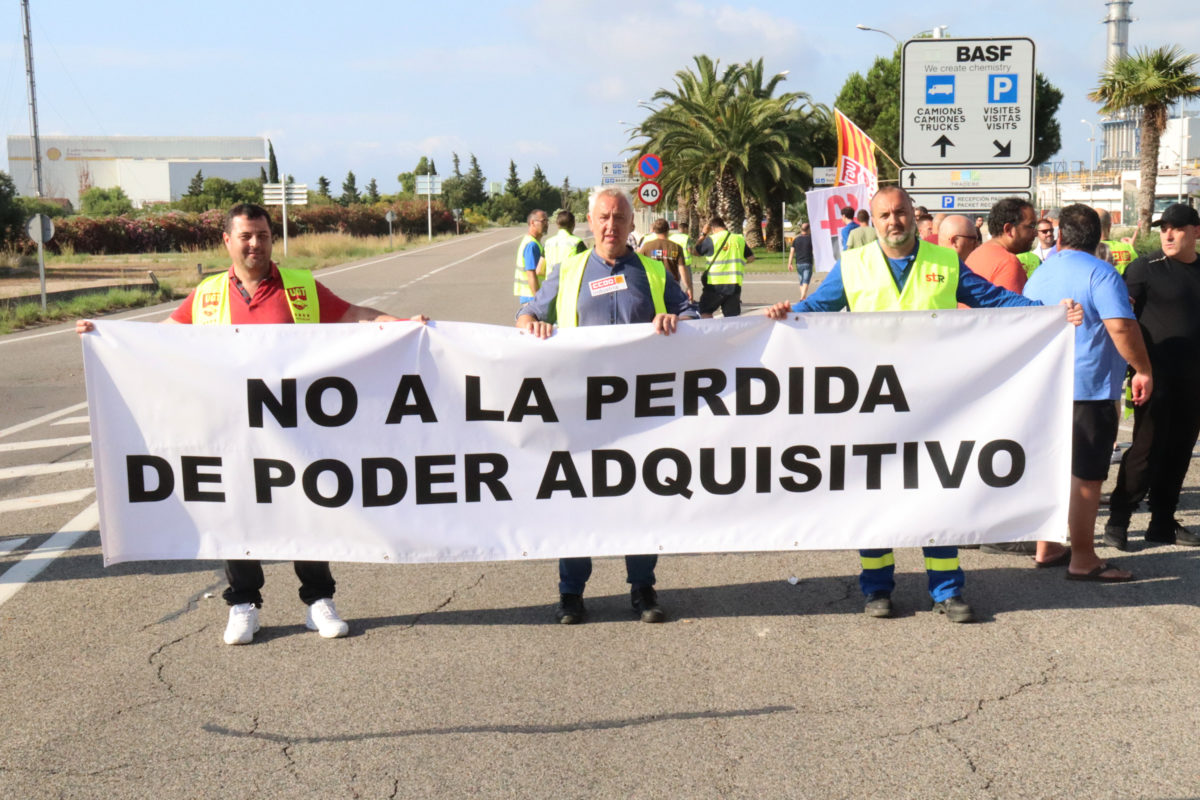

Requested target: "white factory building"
[{"left": 6, "top": 135, "right": 268, "bottom": 209}]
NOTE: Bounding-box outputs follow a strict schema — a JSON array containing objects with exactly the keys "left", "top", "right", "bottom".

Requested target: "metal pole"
[
  {"left": 781, "top": 201, "right": 786, "bottom": 254},
  {"left": 281, "top": 177, "right": 289, "bottom": 258},
  {"left": 36, "top": 236, "right": 46, "bottom": 310},
  {"left": 1179, "top": 100, "right": 1187, "bottom": 202},
  {"left": 427, "top": 188, "right": 432, "bottom": 241},
  {"left": 21, "top": 0, "right": 44, "bottom": 198}
]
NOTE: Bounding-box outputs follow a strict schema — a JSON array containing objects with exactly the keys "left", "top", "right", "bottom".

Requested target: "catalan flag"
[{"left": 833, "top": 108, "right": 878, "bottom": 189}]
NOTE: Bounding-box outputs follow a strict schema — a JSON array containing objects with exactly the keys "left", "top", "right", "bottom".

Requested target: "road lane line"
[
  {"left": 316, "top": 230, "right": 511, "bottom": 278},
  {"left": 0, "top": 460, "right": 94, "bottom": 480},
  {"left": 0, "top": 538, "right": 30, "bottom": 556},
  {"left": 51, "top": 416, "right": 91, "bottom": 426},
  {"left": 0, "top": 436, "right": 91, "bottom": 453},
  {"left": 0, "top": 402, "right": 89, "bottom": 440},
  {"left": 0, "top": 502, "right": 98, "bottom": 608},
  {"left": 0, "top": 488, "right": 95, "bottom": 514},
  {"left": 392, "top": 237, "right": 518, "bottom": 291}
]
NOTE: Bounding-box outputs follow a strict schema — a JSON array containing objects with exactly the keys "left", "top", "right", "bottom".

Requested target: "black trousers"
[
  {"left": 1110, "top": 374, "right": 1200, "bottom": 523},
  {"left": 222, "top": 560, "right": 336, "bottom": 607}
]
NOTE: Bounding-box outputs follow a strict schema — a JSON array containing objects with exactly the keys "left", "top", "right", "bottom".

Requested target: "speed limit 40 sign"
[{"left": 637, "top": 180, "right": 662, "bottom": 206}]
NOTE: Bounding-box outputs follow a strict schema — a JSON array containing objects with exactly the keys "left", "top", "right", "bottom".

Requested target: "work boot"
[
  {"left": 863, "top": 592, "right": 893, "bottom": 618},
  {"left": 932, "top": 595, "right": 975, "bottom": 623},
  {"left": 555, "top": 593, "right": 586, "bottom": 625},
  {"left": 631, "top": 586, "right": 664, "bottom": 623}
]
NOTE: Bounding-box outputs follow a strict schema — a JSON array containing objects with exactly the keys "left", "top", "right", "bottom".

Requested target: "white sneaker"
[
  {"left": 305, "top": 598, "right": 349, "bottom": 639},
  {"left": 223, "top": 603, "right": 260, "bottom": 645}
]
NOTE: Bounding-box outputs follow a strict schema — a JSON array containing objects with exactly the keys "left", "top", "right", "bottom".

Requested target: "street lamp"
[
  {"left": 1081, "top": 119, "right": 1096, "bottom": 206},
  {"left": 855, "top": 24, "right": 898, "bottom": 45}
]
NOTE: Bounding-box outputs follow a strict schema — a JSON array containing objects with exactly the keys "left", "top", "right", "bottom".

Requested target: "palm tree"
[{"left": 1090, "top": 45, "right": 1200, "bottom": 235}]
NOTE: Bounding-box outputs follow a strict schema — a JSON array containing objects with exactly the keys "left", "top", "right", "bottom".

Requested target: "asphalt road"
[{"left": 3, "top": 229, "right": 1199, "bottom": 799}]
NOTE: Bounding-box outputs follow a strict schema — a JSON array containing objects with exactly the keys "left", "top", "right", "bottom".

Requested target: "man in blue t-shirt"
[
  {"left": 838, "top": 205, "right": 858, "bottom": 252},
  {"left": 1024, "top": 204, "right": 1153, "bottom": 582}
]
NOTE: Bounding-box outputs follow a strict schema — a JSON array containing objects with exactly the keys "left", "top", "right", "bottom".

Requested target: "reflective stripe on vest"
[
  {"left": 513, "top": 234, "right": 542, "bottom": 297},
  {"left": 1016, "top": 250, "right": 1041, "bottom": 278},
  {"left": 1103, "top": 240, "right": 1137, "bottom": 275},
  {"left": 841, "top": 242, "right": 959, "bottom": 312},
  {"left": 860, "top": 552, "right": 896, "bottom": 570},
  {"left": 668, "top": 232, "right": 693, "bottom": 267},
  {"left": 191, "top": 267, "right": 319, "bottom": 325},
  {"left": 705, "top": 231, "right": 746, "bottom": 285},
  {"left": 543, "top": 231, "right": 583, "bottom": 272},
  {"left": 554, "top": 249, "right": 667, "bottom": 328}
]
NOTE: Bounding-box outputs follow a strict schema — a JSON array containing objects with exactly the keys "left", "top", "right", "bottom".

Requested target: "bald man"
[{"left": 937, "top": 214, "right": 980, "bottom": 262}]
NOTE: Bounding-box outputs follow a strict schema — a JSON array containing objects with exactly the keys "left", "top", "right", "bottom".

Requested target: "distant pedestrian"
[
  {"left": 695, "top": 216, "right": 755, "bottom": 317},
  {"left": 845, "top": 209, "right": 877, "bottom": 249},
  {"left": 513, "top": 209, "right": 548, "bottom": 305},
  {"left": 787, "top": 222, "right": 814, "bottom": 299}
]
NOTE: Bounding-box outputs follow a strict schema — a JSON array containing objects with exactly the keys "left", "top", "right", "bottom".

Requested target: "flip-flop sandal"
[
  {"left": 1034, "top": 547, "right": 1071, "bottom": 568},
  {"left": 1065, "top": 563, "right": 1133, "bottom": 582}
]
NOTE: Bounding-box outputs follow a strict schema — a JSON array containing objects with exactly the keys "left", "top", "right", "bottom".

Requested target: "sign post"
[
  {"left": 25, "top": 213, "right": 53, "bottom": 310},
  {"left": 263, "top": 182, "right": 308, "bottom": 257},
  {"left": 385, "top": 209, "right": 396, "bottom": 249},
  {"left": 416, "top": 174, "right": 443, "bottom": 241}
]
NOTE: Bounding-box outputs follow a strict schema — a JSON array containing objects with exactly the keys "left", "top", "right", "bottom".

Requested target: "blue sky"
[{"left": 1, "top": 1, "right": 1196, "bottom": 196}]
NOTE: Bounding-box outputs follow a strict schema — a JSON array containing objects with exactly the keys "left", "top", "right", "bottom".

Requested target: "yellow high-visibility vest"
[
  {"left": 513, "top": 235, "right": 542, "bottom": 297},
  {"left": 1017, "top": 250, "right": 1041, "bottom": 278},
  {"left": 543, "top": 230, "right": 583, "bottom": 271},
  {"left": 191, "top": 267, "right": 319, "bottom": 325},
  {"left": 668, "top": 232, "right": 693, "bottom": 267},
  {"left": 841, "top": 242, "right": 959, "bottom": 312},
  {"left": 1103, "top": 240, "right": 1137, "bottom": 275},
  {"left": 554, "top": 249, "right": 667, "bottom": 327},
  {"left": 704, "top": 231, "right": 747, "bottom": 285}
]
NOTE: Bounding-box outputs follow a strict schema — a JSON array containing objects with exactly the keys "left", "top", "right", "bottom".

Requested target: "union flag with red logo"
[{"left": 833, "top": 108, "right": 878, "bottom": 192}]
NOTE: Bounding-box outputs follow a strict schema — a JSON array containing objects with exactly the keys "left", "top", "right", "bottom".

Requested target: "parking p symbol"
[{"left": 988, "top": 75, "right": 1018, "bottom": 103}]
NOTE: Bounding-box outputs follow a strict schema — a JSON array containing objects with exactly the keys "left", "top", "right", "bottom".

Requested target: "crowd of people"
[{"left": 78, "top": 184, "right": 1200, "bottom": 644}]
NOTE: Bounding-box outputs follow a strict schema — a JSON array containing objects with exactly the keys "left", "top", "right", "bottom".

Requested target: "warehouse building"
[{"left": 6, "top": 135, "right": 268, "bottom": 209}]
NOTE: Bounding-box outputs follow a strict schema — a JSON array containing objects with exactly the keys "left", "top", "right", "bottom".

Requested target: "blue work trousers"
[
  {"left": 858, "top": 546, "right": 963, "bottom": 602},
  {"left": 558, "top": 555, "right": 657, "bottom": 596}
]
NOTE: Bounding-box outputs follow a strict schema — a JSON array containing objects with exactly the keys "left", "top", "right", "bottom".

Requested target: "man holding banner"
[
  {"left": 516, "top": 187, "right": 697, "bottom": 625},
  {"left": 767, "top": 187, "right": 1083, "bottom": 623},
  {"left": 78, "top": 203, "right": 419, "bottom": 646}
]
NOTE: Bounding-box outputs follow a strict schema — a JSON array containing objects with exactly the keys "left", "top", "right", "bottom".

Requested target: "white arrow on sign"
[{"left": 901, "top": 167, "right": 1032, "bottom": 191}]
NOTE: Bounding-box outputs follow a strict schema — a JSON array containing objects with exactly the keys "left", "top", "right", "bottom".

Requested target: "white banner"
[
  {"left": 805, "top": 184, "right": 872, "bottom": 271},
  {"left": 82, "top": 311, "right": 1072, "bottom": 566}
]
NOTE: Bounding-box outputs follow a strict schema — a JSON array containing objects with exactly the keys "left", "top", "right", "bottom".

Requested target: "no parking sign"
[{"left": 637, "top": 154, "right": 662, "bottom": 179}]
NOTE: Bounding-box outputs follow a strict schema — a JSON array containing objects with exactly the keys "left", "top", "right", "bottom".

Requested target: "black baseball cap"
[{"left": 1151, "top": 203, "right": 1200, "bottom": 228}]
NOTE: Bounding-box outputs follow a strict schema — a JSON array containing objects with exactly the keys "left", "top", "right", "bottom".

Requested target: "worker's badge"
[
  {"left": 588, "top": 274, "right": 628, "bottom": 297},
  {"left": 201, "top": 292, "right": 220, "bottom": 311},
  {"left": 287, "top": 286, "right": 309, "bottom": 310}
]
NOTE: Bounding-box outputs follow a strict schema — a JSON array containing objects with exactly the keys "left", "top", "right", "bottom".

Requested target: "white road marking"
[
  {"left": 392, "top": 237, "right": 518, "bottom": 291},
  {"left": 316, "top": 230, "right": 509, "bottom": 278},
  {"left": 50, "top": 416, "right": 90, "bottom": 426},
  {"left": 0, "top": 538, "right": 29, "bottom": 556},
  {"left": 0, "top": 460, "right": 94, "bottom": 480},
  {"left": 0, "top": 402, "right": 88, "bottom": 440},
  {"left": 0, "top": 502, "right": 98, "bottom": 609},
  {"left": 0, "top": 488, "right": 95, "bottom": 514},
  {"left": 0, "top": 436, "right": 91, "bottom": 453},
  {"left": 357, "top": 296, "right": 385, "bottom": 307}
]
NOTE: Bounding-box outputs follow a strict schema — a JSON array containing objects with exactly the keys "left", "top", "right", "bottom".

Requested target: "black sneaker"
[
  {"left": 1149, "top": 519, "right": 1200, "bottom": 546},
  {"left": 932, "top": 596, "right": 975, "bottom": 623},
  {"left": 631, "top": 586, "right": 664, "bottom": 623},
  {"left": 864, "top": 592, "right": 893, "bottom": 618},
  {"left": 1145, "top": 519, "right": 1179, "bottom": 545},
  {"left": 555, "top": 593, "right": 586, "bottom": 624},
  {"left": 1103, "top": 520, "right": 1129, "bottom": 551}
]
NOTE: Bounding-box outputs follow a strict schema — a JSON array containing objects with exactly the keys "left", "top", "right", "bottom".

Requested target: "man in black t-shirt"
[
  {"left": 1106, "top": 203, "right": 1200, "bottom": 549},
  {"left": 787, "top": 222, "right": 814, "bottom": 299}
]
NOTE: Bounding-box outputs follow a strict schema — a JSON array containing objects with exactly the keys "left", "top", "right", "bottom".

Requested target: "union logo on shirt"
[
  {"left": 924, "top": 272, "right": 946, "bottom": 283},
  {"left": 201, "top": 292, "right": 220, "bottom": 310},
  {"left": 287, "top": 286, "right": 309, "bottom": 310}
]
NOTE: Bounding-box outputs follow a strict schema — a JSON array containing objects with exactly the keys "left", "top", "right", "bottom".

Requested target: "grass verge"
[{"left": 0, "top": 285, "right": 175, "bottom": 335}]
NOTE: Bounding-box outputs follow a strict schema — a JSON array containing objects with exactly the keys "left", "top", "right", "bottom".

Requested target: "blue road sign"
[
  {"left": 941, "top": 196, "right": 955, "bottom": 209},
  {"left": 988, "top": 75, "right": 1018, "bottom": 104},
  {"left": 925, "top": 76, "right": 955, "bottom": 104}
]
